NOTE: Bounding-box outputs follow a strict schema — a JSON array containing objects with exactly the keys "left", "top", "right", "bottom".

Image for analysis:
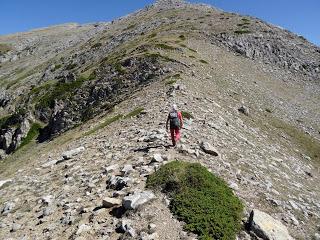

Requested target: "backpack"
[{"left": 169, "top": 110, "right": 180, "bottom": 129}]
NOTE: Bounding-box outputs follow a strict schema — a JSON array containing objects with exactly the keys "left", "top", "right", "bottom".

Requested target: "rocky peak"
[{"left": 153, "top": 0, "right": 187, "bottom": 8}]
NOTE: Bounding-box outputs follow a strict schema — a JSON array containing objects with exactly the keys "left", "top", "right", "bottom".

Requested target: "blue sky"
[{"left": 0, "top": 0, "right": 319, "bottom": 46}]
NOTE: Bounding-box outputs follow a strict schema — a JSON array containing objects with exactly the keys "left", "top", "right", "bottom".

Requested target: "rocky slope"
[{"left": 0, "top": 0, "right": 320, "bottom": 239}]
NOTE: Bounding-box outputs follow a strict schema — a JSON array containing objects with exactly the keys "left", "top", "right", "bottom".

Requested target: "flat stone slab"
[
  {"left": 248, "top": 209, "right": 293, "bottom": 240},
  {"left": 122, "top": 191, "right": 156, "bottom": 210}
]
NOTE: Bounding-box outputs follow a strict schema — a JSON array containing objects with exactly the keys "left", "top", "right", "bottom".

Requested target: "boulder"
[
  {"left": 248, "top": 209, "right": 293, "bottom": 240},
  {"left": 76, "top": 224, "right": 91, "bottom": 235},
  {"left": 0, "top": 179, "right": 12, "bottom": 188},
  {"left": 238, "top": 106, "right": 249, "bottom": 116},
  {"left": 122, "top": 191, "right": 156, "bottom": 210},
  {"left": 1, "top": 201, "right": 15, "bottom": 215},
  {"left": 102, "top": 197, "right": 122, "bottom": 208},
  {"left": 62, "top": 146, "right": 85, "bottom": 160},
  {"left": 200, "top": 142, "right": 219, "bottom": 156},
  {"left": 116, "top": 220, "right": 136, "bottom": 237},
  {"left": 121, "top": 164, "right": 134, "bottom": 176},
  {"left": 107, "top": 176, "right": 131, "bottom": 190},
  {"left": 152, "top": 153, "right": 163, "bottom": 163}
]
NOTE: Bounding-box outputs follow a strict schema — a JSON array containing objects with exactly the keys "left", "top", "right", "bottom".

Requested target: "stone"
[
  {"left": 42, "top": 160, "right": 58, "bottom": 168},
  {"left": 62, "top": 146, "right": 85, "bottom": 160},
  {"left": 76, "top": 224, "right": 91, "bottom": 235},
  {"left": 152, "top": 153, "right": 163, "bottom": 163},
  {"left": 121, "top": 164, "right": 134, "bottom": 176},
  {"left": 200, "top": 142, "right": 219, "bottom": 156},
  {"left": 102, "top": 197, "right": 122, "bottom": 208},
  {"left": 10, "top": 223, "right": 21, "bottom": 232},
  {"left": 105, "top": 164, "right": 119, "bottom": 174},
  {"left": 41, "top": 195, "right": 54, "bottom": 206},
  {"left": 117, "top": 220, "right": 136, "bottom": 237},
  {"left": 0, "top": 179, "right": 12, "bottom": 188},
  {"left": 314, "top": 233, "right": 320, "bottom": 240},
  {"left": 107, "top": 176, "right": 131, "bottom": 190},
  {"left": 148, "top": 223, "right": 157, "bottom": 234},
  {"left": 122, "top": 191, "right": 156, "bottom": 210},
  {"left": 248, "top": 209, "right": 293, "bottom": 240},
  {"left": 238, "top": 106, "right": 249, "bottom": 116},
  {"left": 1, "top": 201, "right": 15, "bottom": 215}
]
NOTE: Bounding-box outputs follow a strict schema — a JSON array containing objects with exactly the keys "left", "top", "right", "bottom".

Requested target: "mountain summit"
[{"left": 0, "top": 1, "right": 319, "bottom": 239}]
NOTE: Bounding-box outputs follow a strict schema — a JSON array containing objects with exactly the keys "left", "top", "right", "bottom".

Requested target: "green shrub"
[
  {"left": 16, "top": 123, "right": 42, "bottom": 150},
  {"left": 0, "top": 43, "right": 12, "bottom": 54},
  {"left": 165, "top": 79, "right": 177, "bottom": 85},
  {"left": 199, "top": 59, "right": 209, "bottom": 64},
  {"left": 36, "top": 77, "right": 87, "bottom": 109},
  {"left": 114, "top": 62, "right": 126, "bottom": 74},
  {"left": 126, "top": 24, "right": 136, "bottom": 30},
  {"left": 147, "top": 161, "right": 243, "bottom": 240},
  {"left": 179, "top": 35, "right": 186, "bottom": 40},
  {"left": 181, "top": 111, "right": 194, "bottom": 119},
  {"left": 124, "top": 107, "right": 144, "bottom": 119},
  {"left": 155, "top": 43, "right": 176, "bottom": 50},
  {"left": 83, "top": 114, "right": 123, "bottom": 136},
  {"left": 148, "top": 33, "right": 157, "bottom": 38},
  {"left": 91, "top": 42, "right": 103, "bottom": 49}
]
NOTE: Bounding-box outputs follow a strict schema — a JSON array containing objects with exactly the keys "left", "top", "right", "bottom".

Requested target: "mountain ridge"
[{"left": 0, "top": 1, "right": 320, "bottom": 239}]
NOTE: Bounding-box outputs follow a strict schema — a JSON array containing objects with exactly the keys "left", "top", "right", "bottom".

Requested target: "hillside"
[{"left": 0, "top": 0, "right": 320, "bottom": 239}]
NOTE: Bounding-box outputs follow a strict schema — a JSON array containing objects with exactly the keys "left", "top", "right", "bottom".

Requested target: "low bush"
[
  {"left": 147, "top": 161, "right": 243, "bottom": 240},
  {"left": 181, "top": 111, "right": 194, "bottom": 120},
  {"left": 234, "top": 30, "right": 251, "bottom": 34},
  {"left": 17, "top": 123, "right": 42, "bottom": 150},
  {"left": 199, "top": 59, "right": 209, "bottom": 64},
  {"left": 155, "top": 43, "right": 176, "bottom": 50},
  {"left": 124, "top": 107, "right": 144, "bottom": 119}
]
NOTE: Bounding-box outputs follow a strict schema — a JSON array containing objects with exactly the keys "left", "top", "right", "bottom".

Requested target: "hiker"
[{"left": 166, "top": 104, "right": 183, "bottom": 146}]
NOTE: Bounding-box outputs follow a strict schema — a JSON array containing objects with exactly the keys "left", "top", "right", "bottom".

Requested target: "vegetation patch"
[
  {"left": 181, "top": 111, "right": 194, "bottom": 120},
  {"left": 268, "top": 117, "right": 320, "bottom": 163},
  {"left": 155, "top": 43, "right": 176, "bottom": 51},
  {"left": 144, "top": 52, "right": 176, "bottom": 63},
  {"left": 83, "top": 114, "right": 123, "bottom": 136},
  {"left": 91, "top": 42, "right": 103, "bottom": 49},
  {"left": 166, "top": 79, "right": 177, "bottom": 85},
  {"left": 0, "top": 43, "right": 12, "bottom": 54},
  {"left": 148, "top": 33, "right": 157, "bottom": 38},
  {"left": 124, "top": 107, "right": 145, "bottom": 119},
  {"left": 199, "top": 59, "right": 209, "bottom": 64},
  {"left": 147, "top": 161, "right": 243, "bottom": 240},
  {"left": 16, "top": 123, "right": 42, "bottom": 151},
  {"left": 35, "top": 76, "right": 88, "bottom": 109},
  {"left": 179, "top": 35, "right": 186, "bottom": 41},
  {"left": 125, "top": 24, "right": 136, "bottom": 30}
]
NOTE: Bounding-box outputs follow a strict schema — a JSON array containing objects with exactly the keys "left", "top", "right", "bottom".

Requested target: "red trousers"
[{"left": 170, "top": 128, "right": 181, "bottom": 146}]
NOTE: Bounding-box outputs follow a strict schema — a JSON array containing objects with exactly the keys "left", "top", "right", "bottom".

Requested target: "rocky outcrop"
[
  {"left": 213, "top": 31, "right": 320, "bottom": 80},
  {"left": 0, "top": 113, "right": 31, "bottom": 154}
]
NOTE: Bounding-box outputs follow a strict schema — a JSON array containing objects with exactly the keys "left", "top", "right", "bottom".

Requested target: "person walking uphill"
[{"left": 166, "top": 104, "right": 183, "bottom": 146}]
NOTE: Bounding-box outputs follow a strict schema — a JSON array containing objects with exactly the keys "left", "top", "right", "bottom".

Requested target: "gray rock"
[
  {"left": 152, "top": 153, "right": 163, "bottom": 163},
  {"left": 314, "top": 233, "right": 320, "bottom": 240},
  {"left": 102, "top": 197, "right": 122, "bottom": 208},
  {"left": 238, "top": 106, "right": 249, "bottom": 116},
  {"left": 76, "top": 224, "right": 91, "bottom": 235},
  {"left": 117, "top": 220, "right": 136, "bottom": 237},
  {"left": 200, "top": 142, "right": 219, "bottom": 156},
  {"left": 107, "top": 176, "right": 132, "bottom": 190},
  {"left": 0, "top": 179, "right": 12, "bottom": 188},
  {"left": 41, "top": 195, "right": 54, "bottom": 206},
  {"left": 248, "top": 209, "right": 293, "bottom": 240},
  {"left": 62, "top": 146, "right": 85, "bottom": 160},
  {"left": 10, "top": 223, "right": 21, "bottom": 232},
  {"left": 105, "top": 164, "right": 119, "bottom": 174},
  {"left": 121, "top": 164, "right": 134, "bottom": 176},
  {"left": 148, "top": 223, "right": 157, "bottom": 234},
  {"left": 122, "top": 191, "right": 156, "bottom": 210},
  {"left": 1, "top": 201, "right": 15, "bottom": 215}
]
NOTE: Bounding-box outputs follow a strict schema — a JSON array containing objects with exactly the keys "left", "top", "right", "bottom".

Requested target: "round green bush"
[{"left": 146, "top": 161, "right": 243, "bottom": 240}]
